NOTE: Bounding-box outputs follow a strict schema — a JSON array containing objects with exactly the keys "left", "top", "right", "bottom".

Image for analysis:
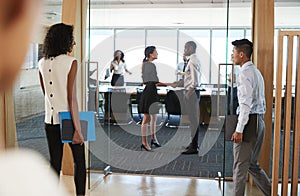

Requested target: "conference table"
[{"left": 97, "top": 85, "right": 227, "bottom": 125}]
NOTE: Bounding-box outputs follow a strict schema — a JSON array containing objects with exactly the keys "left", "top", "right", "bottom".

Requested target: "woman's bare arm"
[
  {"left": 38, "top": 71, "right": 45, "bottom": 96},
  {"left": 67, "top": 60, "right": 84, "bottom": 145}
]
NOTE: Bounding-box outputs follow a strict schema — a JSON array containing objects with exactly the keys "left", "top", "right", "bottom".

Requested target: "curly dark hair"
[{"left": 43, "top": 23, "right": 74, "bottom": 59}]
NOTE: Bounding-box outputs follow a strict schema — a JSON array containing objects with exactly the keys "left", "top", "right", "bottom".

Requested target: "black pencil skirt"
[{"left": 138, "top": 82, "right": 159, "bottom": 114}]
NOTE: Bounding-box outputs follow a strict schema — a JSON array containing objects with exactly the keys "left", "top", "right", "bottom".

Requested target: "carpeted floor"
[
  {"left": 16, "top": 114, "right": 298, "bottom": 179},
  {"left": 17, "top": 115, "right": 50, "bottom": 160},
  {"left": 88, "top": 115, "right": 234, "bottom": 178},
  {"left": 16, "top": 114, "right": 233, "bottom": 178}
]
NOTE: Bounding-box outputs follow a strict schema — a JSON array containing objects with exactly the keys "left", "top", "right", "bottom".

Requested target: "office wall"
[
  {"left": 14, "top": 3, "right": 300, "bottom": 122},
  {"left": 90, "top": 6, "right": 300, "bottom": 28}
]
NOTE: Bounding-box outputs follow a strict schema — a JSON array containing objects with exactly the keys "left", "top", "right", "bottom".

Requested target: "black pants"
[
  {"left": 184, "top": 90, "right": 201, "bottom": 148},
  {"left": 45, "top": 123, "right": 86, "bottom": 195}
]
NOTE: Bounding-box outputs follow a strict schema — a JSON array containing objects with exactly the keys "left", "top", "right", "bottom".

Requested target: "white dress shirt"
[
  {"left": 236, "top": 61, "right": 266, "bottom": 133},
  {"left": 184, "top": 53, "right": 201, "bottom": 90}
]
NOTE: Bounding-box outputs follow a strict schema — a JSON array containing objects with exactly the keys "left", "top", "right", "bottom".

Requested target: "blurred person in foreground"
[
  {"left": 0, "top": 1, "right": 68, "bottom": 196},
  {"left": 0, "top": 0, "right": 39, "bottom": 91}
]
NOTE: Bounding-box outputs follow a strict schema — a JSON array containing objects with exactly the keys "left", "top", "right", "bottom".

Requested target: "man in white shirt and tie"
[{"left": 173, "top": 41, "right": 201, "bottom": 154}]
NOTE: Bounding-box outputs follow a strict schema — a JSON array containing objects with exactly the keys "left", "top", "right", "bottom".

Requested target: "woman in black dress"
[{"left": 139, "top": 46, "right": 168, "bottom": 151}]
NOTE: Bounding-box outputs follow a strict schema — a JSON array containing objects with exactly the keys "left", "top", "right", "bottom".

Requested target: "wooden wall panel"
[
  {"left": 61, "top": 0, "right": 77, "bottom": 176},
  {"left": 281, "top": 34, "right": 294, "bottom": 196},
  {"left": 0, "top": 93, "right": 6, "bottom": 150},
  {"left": 271, "top": 33, "right": 283, "bottom": 196},
  {"left": 291, "top": 34, "right": 300, "bottom": 196},
  {"left": 61, "top": 0, "right": 86, "bottom": 176},
  {"left": 272, "top": 30, "right": 300, "bottom": 196},
  {"left": 252, "top": 0, "right": 274, "bottom": 177},
  {"left": 0, "top": 91, "right": 17, "bottom": 150}
]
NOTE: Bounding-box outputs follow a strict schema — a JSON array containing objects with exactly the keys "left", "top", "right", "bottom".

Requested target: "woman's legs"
[
  {"left": 69, "top": 143, "right": 86, "bottom": 196},
  {"left": 141, "top": 114, "right": 151, "bottom": 150},
  {"left": 45, "top": 123, "right": 86, "bottom": 195},
  {"left": 150, "top": 114, "right": 157, "bottom": 141},
  {"left": 45, "top": 123, "right": 63, "bottom": 177}
]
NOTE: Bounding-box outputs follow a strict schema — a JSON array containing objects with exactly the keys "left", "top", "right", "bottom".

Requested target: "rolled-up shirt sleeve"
[
  {"left": 235, "top": 70, "right": 253, "bottom": 133},
  {"left": 184, "top": 54, "right": 201, "bottom": 90},
  {"left": 190, "top": 63, "right": 200, "bottom": 89}
]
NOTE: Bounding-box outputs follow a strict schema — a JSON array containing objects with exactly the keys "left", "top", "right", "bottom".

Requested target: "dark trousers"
[
  {"left": 45, "top": 124, "right": 86, "bottom": 195},
  {"left": 184, "top": 90, "right": 201, "bottom": 148}
]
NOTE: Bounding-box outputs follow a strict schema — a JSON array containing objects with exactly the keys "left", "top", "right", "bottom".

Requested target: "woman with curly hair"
[{"left": 38, "top": 23, "right": 86, "bottom": 196}]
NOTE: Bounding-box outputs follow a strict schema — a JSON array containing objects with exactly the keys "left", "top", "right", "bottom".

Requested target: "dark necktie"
[{"left": 183, "top": 59, "right": 189, "bottom": 72}]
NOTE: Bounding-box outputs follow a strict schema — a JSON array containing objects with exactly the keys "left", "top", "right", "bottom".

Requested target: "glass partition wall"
[
  {"left": 14, "top": 1, "right": 63, "bottom": 161},
  {"left": 85, "top": 0, "right": 253, "bottom": 193}
]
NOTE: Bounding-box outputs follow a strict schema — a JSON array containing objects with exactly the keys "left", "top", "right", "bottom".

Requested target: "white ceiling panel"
[
  {"left": 150, "top": 0, "right": 182, "bottom": 3},
  {"left": 117, "top": 0, "right": 151, "bottom": 4},
  {"left": 43, "top": 0, "right": 299, "bottom": 25},
  {"left": 45, "top": 0, "right": 300, "bottom": 6},
  {"left": 182, "top": 0, "right": 212, "bottom": 3}
]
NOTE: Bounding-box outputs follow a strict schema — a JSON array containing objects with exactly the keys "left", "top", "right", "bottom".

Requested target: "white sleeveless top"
[{"left": 38, "top": 54, "right": 76, "bottom": 124}]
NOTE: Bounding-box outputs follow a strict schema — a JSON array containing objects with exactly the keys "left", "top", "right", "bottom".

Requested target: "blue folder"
[{"left": 58, "top": 111, "right": 96, "bottom": 143}]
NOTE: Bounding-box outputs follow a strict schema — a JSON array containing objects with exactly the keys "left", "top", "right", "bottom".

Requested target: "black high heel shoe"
[
  {"left": 141, "top": 144, "right": 151, "bottom": 151},
  {"left": 151, "top": 139, "right": 161, "bottom": 147}
]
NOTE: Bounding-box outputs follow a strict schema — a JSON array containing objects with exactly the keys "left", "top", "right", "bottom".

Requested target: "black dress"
[{"left": 138, "top": 61, "right": 160, "bottom": 114}]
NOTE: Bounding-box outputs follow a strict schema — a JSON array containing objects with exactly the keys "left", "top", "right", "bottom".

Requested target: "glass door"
[
  {"left": 85, "top": 0, "right": 253, "bottom": 195},
  {"left": 86, "top": 0, "right": 112, "bottom": 174},
  {"left": 14, "top": 0, "right": 63, "bottom": 163}
]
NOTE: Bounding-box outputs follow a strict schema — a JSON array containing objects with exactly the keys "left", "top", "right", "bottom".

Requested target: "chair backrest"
[
  {"left": 165, "top": 90, "right": 182, "bottom": 115},
  {"left": 136, "top": 88, "right": 143, "bottom": 113},
  {"left": 110, "top": 90, "right": 130, "bottom": 113}
]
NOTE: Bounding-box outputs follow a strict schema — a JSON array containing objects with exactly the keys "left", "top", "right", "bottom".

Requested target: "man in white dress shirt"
[
  {"left": 231, "top": 39, "right": 271, "bottom": 196},
  {"left": 173, "top": 41, "right": 201, "bottom": 154}
]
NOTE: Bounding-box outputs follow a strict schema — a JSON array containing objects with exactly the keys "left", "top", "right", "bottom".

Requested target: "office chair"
[
  {"left": 107, "top": 88, "right": 133, "bottom": 125},
  {"left": 165, "top": 90, "right": 188, "bottom": 128}
]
